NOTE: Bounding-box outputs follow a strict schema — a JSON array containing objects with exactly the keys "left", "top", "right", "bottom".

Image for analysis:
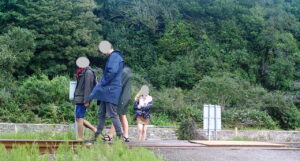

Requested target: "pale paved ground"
[
  {"left": 127, "top": 140, "right": 300, "bottom": 161},
  {"left": 152, "top": 148, "right": 300, "bottom": 161}
]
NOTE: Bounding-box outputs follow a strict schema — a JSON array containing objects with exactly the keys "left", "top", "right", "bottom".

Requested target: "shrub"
[
  {"left": 176, "top": 118, "right": 199, "bottom": 140},
  {"left": 189, "top": 74, "right": 300, "bottom": 129},
  {"left": 263, "top": 92, "right": 300, "bottom": 130},
  {"left": 152, "top": 88, "right": 201, "bottom": 122},
  {"left": 222, "top": 108, "right": 278, "bottom": 129},
  {"left": 150, "top": 113, "right": 175, "bottom": 126},
  {"left": 10, "top": 74, "right": 76, "bottom": 123},
  {"left": 0, "top": 88, "right": 33, "bottom": 123},
  {"left": 16, "top": 74, "right": 69, "bottom": 106},
  {"left": 188, "top": 74, "right": 266, "bottom": 110}
]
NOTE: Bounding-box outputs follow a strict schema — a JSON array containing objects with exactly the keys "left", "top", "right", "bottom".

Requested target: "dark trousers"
[{"left": 96, "top": 102, "right": 123, "bottom": 136}]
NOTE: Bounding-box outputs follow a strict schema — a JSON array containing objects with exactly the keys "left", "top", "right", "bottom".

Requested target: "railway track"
[
  {"left": 277, "top": 142, "right": 300, "bottom": 148},
  {"left": 0, "top": 139, "right": 83, "bottom": 154},
  {"left": 1, "top": 139, "right": 299, "bottom": 154}
]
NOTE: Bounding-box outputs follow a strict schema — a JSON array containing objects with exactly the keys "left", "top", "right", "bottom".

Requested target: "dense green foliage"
[
  {"left": 1, "top": 0, "right": 300, "bottom": 129},
  {"left": 176, "top": 118, "right": 199, "bottom": 140},
  {"left": 1, "top": 0, "right": 102, "bottom": 76}
]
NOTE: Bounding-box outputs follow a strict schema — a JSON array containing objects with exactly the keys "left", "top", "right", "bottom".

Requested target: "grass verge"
[
  {"left": 0, "top": 131, "right": 75, "bottom": 140},
  {"left": 0, "top": 140, "right": 164, "bottom": 161}
]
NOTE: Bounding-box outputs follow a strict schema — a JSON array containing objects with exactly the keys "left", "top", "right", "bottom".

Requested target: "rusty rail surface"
[
  {"left": 1, "top": 139, "right": 299, "bottom": 154},
  {"left": 277, "top": 142, "right": 300, "bottom": 148}
]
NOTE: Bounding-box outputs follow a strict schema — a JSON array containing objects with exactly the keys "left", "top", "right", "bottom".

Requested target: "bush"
[
  {"left": 222, "top": 108, "right": 278, "bottom": 129},
  {"left": 150, "top": 113, "right": 175, "bottom": 126},
  {"left": 152, "top": 88, "right": 201, "bottom": 122},
  {"left": 8, "top": 74, "right": 76, "bottom": 123},
  {"left": 1, "top": 72, "right": 299, "bottom": 131},
  {"left": 0, "top": 74, "right": 80, "bottom": 123},
  {"left": 0, "top": 75, "right": 36, "bottom": 122},
  {"left": 16, "top": 74, "right": 69, "bottom": 106},
  {"left": 176, "top": 118, "right": 199, "bottom": 140},
  {"left": 263, "top": 92, "right": 300, "bottom": 130},
  {"left": 0, "top": 88, "right": 29, "bottom": 123},
  {"left": 188, "top": 74, "right": 266, "bottom": 110}
]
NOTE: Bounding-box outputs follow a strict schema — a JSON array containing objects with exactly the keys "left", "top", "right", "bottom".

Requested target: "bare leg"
[
  {"left": 108, "top": 124, "right": 115, "bottom": 138},
  {"left": 83, "top": 119, "right": 97, "bottom": 133},
  {"left": 142, "top": 125, "right": 148, "bottom": 141},
  {"left": 137, "top": 124, "right": 143, "bottom": 141},
  {"left": 119, "top": 115, "right": 129, "bottom": 138},
  {"left": 108, "top": 115, "right": 128, "bottom": 138},
  {"left": 76, "top": 118, "right": 84, "bottom": 140}
]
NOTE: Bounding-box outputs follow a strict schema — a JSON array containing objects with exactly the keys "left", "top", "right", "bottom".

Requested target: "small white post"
[
  {"left": 214, "top": 105, "right": 217, "bottom": 140},
  {"left": 69, "top": 81, "right": 78, "bottom": 139},
  {"left": 208, "top": 104, "right": 211, "bottom": 141}
]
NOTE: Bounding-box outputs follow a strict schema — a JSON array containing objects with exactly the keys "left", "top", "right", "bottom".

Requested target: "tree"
[
  {"left": 0, "top": 27, "right": 35, "bottom": 74},
  {"left": 1, "top": 0, "right": 102, "bottom": 76},
  {"left": 265, "top": 57, "right": 295, "bottom": 90},
  {"left": 258, "top": 29, "right": 300, "bottom": 90},
  {"left": 157, "top": 21, "right": 196, "bottom": 62}
]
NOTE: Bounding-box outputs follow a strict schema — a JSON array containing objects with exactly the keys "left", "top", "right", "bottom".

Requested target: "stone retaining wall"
[
  {"left": 217, "top": 130, "right": 300, "bottom": 142},
  {"left": 0, "top": 123, "right": 299, "bottom": 142},
  {"left": 0, "top": 123, "right": 69, "bottom": 133},
  {"left": 197, "top": 130, "right": 300, "bottom": 142}
]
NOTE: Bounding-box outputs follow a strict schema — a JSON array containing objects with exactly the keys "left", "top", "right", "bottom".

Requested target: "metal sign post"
[
  {"left": 203, "top": 104, "right": 221, "bottom": 140},
  {"left": 69, "top": 81, "right": 78, "bottom": 138}
]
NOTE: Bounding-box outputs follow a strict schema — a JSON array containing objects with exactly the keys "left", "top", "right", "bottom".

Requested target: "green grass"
[
  {"left": 0, "top": 140, "right": 164, "bottom": 161},
  {"left": 0, "top": 131, "right": 75, "bottom": 140},
  {"left": 231, "top": 136, "right": 254, "bottom": 141},
  {"left": 149, "top": 113, "right": 177, "bottom": 126}
]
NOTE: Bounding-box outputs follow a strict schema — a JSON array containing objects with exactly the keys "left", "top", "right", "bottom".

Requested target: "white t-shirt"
[{"left": 139, "top": 95, "right": 152, "bottom": 107}]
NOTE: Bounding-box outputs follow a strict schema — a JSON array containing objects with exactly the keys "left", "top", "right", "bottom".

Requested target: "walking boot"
[{"left": 85, "top": 133, "right": 99, "bottom": 144}]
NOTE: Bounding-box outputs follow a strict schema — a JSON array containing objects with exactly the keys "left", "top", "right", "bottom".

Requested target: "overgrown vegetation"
[
  {"left": 0, "top": 140, "right": 163, "bottom": 161},
  {"left": 176, "top": 118, "right": 199, "bottom": 140},
  {"left": 0, "top": 131, "right": 75, "bottom": 140},
  {"left": 1, "top": 0, "right": 300, "bottom": 129}
]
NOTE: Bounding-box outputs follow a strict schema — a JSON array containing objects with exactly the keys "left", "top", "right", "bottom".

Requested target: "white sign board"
[
  {"left": 203, "top": 104, "right": 221, "bottom": 130},
  {"left": 69, "top": 81, "right": 77, "bottom": 101},
  {"left": 203, "top": 104, "right": 222, "bottom": 140}
]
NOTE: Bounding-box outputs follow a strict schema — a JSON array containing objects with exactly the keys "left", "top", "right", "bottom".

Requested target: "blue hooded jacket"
[{"left": 89, "top": 51, "right": 124, "bottom": 105}]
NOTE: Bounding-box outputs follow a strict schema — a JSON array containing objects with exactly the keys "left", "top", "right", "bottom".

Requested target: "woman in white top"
[{"left": 133, "top": 85, "right": 153, "bottom": 141}]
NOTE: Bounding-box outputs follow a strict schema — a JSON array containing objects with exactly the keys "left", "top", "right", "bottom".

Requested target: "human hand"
[
  {"left": 138, "top": 104, "right": 142, "bottom": 109},
  {"left": 84, "top": 103, "right": 89, "bottom": 107}
]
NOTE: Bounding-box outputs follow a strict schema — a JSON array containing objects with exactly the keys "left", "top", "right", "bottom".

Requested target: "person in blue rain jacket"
[{"left": 88, "top": 40, "right": 124, "bottom": 142}]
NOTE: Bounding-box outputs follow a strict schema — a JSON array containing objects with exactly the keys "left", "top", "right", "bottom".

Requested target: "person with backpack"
[
  {"left": 88, "top": 40, "right": 124, "bottom": 142},
  {"left": 73, "top": 57, "right": 97, "bottom": 141},
  {"left": 104, "top": 66, "right": 132, "bottom": 142}
]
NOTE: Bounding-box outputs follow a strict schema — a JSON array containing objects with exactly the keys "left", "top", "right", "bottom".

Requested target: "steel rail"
[
  {"left": 1, "top": 139, "right": 299, "bottom": 154},
  {"left": 0, "top": 139, "right": 83, "bottom": 154}
]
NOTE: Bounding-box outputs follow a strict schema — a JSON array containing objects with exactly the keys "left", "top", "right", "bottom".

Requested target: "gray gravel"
[{"left": 152, "top": 148, "right": 300, "bottom": 161}]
